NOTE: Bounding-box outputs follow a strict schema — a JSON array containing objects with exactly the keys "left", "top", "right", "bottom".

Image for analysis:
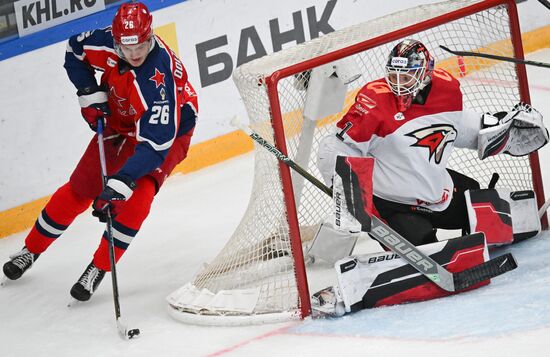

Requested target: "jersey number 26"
[{"left": 149, "top": 105, "right": 169, "bottom": 124}]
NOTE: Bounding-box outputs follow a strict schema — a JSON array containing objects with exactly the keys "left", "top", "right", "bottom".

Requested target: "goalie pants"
[
  {"left": 373, "top": 169, "right": 480, "bottom": 246},
  {"left": 24, "top": 125, "right": 194, "bottom": 271}
]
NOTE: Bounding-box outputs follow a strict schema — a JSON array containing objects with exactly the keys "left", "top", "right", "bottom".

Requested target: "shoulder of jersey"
[
  {"left": 354, "top": 79, "right": 395, "bottom": 116},
  {"left": 139, "top": 40, "right": 175, "bottom": 78},
  {"left": 428, "top": 68, "right": 462, "bottom": 109},
  {"left": 81, "top": 27, "right": 116, "bottom": 50},
  {"left": 432, "top": 68, "right": 461, "bottom": 91}
]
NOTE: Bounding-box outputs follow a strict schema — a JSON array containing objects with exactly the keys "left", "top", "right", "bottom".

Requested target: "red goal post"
[{"left": 168, "top": 0, "right": 547, "bottom": 325}]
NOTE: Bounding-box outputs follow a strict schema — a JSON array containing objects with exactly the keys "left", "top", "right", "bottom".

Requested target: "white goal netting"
[{"left": 168, "top": 0, "right": 541, "bottom": 325}]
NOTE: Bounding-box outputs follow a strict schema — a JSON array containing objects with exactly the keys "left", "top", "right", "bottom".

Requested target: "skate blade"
[
  {"left": 311, "top": 305, "right": 346, "bottom": 319},
  {"left": 67, "top": 298, "right": 85, "bottom": 308}
]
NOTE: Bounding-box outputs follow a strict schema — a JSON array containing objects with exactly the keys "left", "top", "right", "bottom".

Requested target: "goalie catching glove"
[
  {"left": 92, "top": 174, "right": 136, "bottom": 222},
  {"left": 478, "top": 103, "right": 548, "bottom": 159}
]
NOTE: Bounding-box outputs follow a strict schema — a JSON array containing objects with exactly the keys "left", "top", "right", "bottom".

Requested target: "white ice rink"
[{"left": 1, "top": 49, "right": 550, "bottom": 357}]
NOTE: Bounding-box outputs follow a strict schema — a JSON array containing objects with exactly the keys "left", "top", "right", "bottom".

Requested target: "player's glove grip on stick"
[{"left": 92, "top": 174, "right": 136, "bottom": 222}]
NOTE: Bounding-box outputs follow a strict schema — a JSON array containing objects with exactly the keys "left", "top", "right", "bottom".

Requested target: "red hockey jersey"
[{"left": 64, "top": 27, "right": 198, "bottom": 180}]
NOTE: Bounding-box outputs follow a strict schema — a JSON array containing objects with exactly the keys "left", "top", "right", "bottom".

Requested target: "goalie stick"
[
  {"left": 232, "top": 118, "right": 517, "bottom": 292},
  {"left": 439, "top": 45, "right": 550, "bottom": 69},
  {"left": 97, "top": 120, "right": 140, "bottom": 340},
  {"left": 540, "top": 198, "right": 550, "bottom": 219}
]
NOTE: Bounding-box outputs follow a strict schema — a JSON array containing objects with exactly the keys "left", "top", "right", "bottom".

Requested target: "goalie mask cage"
[{"left": 168, "top": 0, "right": 546, "bottom": 325}]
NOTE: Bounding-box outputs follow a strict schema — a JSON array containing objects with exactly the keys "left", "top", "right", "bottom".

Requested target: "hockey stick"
[
  {"left": 97, "top": 120, "right": 140, "bottom": 340},
  {"left": 232, "top": 118, "right": 517, "bottom": 292},
  {"left": 539, "top": 198, "right": 550, "bottom": 219},
  {"left": 439, "top": 45, "right": 550, "bottom": 69},
  {"left": 537, "top": 0, "right": 550, "bottom": 10}
]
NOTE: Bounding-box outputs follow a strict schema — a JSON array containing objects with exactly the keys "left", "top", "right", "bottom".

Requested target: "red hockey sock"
[
  {"left": 25, "top": 183, "right": 92, "bottom": 254},
  {"left": 93, "top": 177, "right": 156, "bottom": 271}
]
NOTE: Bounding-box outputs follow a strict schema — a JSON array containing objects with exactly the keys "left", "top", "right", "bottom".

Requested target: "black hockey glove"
[
  {"left": 92, "top": 174, "right": 136, "bottom": 222},
  {"left": 77, "top": 86, "right": 111, "bottom": 132}
]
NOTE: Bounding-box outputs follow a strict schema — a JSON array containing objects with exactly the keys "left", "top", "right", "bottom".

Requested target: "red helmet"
[{"left": 112, "top": 2, "right": 153, "bottom": 45}]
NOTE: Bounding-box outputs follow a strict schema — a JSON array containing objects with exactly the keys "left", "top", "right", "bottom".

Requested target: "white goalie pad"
[
  {"left": 306, "top": 221, "right": 360, "bottom": 265},
  {"left": 335, "top": 234, "right": 489, "bottom": 313},
  {"left": 509, "top": 190, "right": 541, "bottom": 242},
  {"left": 465, "top": 188, "right": 541, "bottom": 245},
  {"left": 332, "top": 168, "right": 362, "bottom": 232},
  {"left": 465, "top": 188, "right": 513, "bottom": 246},
  {"left": 478, "top": 106, "right": 548, "bottom": 159},
  {"left": 307, "top": 155, "right": 371, "bottom": 264}
]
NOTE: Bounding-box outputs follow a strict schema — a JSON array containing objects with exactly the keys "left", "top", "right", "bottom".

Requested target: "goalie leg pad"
[
  {"left": 335, "top": 233, "right": 488, "bottom": 312},
  {"left": 465, "top": 188, "right": 513, "bottom": 246},
  {"left": 307, "top": 156, "right": 372, "bottom": 264},
  {"left": 509, "top": 190, "right": 541, "bottom": 242},
  {"left": 333, "top": 155, "right": 375, "bottom": 231},
  {"left": 306, "top": 222, "right": 359, "bottom": 265},
  {"left": 465, "top": 188, "right": 541, "bottom": 245}
]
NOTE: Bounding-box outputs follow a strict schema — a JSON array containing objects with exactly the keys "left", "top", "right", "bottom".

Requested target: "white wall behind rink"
[{"left": 0, "top": 0, "right": 548, "bottom": 211}]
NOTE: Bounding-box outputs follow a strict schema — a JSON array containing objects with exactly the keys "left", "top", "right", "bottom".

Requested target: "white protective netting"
[{"left": 168, "top": 0, "right": 537, "bottom": 325}]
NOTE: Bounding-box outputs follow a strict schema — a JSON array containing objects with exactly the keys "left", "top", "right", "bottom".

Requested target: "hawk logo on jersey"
[
  {"left": 406, "top": 124, "right": 457, "bottom": 164},
  {"left": 149, "top": 68, "right": 166, "bottom": 88}
]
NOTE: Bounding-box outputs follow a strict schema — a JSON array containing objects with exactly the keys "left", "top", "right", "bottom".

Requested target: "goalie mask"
[
  {"left": 385, "top": 39, "right": 434, "bottom": 112},
  {"left": 112, "top": 2, "right": 154, "bottom": 63}
]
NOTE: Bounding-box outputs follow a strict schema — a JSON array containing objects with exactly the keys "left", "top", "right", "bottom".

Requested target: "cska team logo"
[
  {"left": 149, "top": 68, "right": 166, "bottom": 88},
  {"left": 406, "top": 124, "right": 457, "bottom": 164}
]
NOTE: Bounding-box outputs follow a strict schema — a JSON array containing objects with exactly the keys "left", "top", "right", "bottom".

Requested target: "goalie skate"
[{"left": 311, "top": 286, "right": 346, "bottom": 318}]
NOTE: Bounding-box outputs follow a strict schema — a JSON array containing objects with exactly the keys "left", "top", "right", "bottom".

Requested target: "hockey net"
[{"left": 168, "top": 0, "right": 546, "bottom": 325}]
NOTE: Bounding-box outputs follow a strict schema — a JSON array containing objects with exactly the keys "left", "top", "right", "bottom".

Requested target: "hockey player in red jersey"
[
  {"left": 310, "top": 39, "right": 547, "bottom": 316},
  {"left": 3, "top": 2, "right": 198, "bottom": 302}
]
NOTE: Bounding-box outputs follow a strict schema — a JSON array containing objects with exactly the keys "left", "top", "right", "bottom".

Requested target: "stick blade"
[
  {"left": 117, "top": 319, "right": 141, "bottom": 340},
  {"left": 453, "top": 253, "right": 517, "bottom": 291}
]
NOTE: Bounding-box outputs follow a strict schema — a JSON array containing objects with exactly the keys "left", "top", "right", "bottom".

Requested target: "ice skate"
[
  {"left": 70, "top": 261, "right": 106, "bottom": 302},
  {"left": 3, "top": 246, "right": 40, "bottom": 281},
  {"left": 311, "top": 286, "right": 346, "bottom": 318}
]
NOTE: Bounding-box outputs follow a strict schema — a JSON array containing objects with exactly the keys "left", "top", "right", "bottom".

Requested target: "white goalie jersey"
[{"left": 318, "top": 68, "right": 482, "bottom": 212}]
